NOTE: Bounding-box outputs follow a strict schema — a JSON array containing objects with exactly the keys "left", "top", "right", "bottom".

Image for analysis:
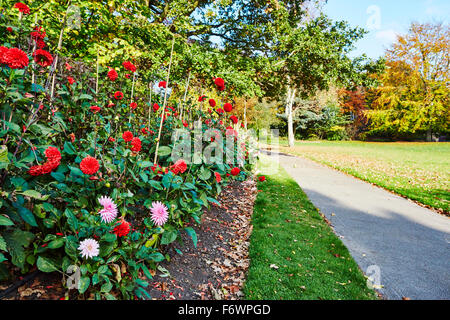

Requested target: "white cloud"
[{"left": 375, "top": 29, "right": 399, "bottom": 44}]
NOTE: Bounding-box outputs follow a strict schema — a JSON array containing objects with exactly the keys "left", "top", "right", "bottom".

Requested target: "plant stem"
[{"left": 153, "top": 34, "right": 175, "bottom": 164}]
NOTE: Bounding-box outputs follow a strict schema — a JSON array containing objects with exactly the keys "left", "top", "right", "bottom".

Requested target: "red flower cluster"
[
  {"left": 113, "top": 219, "right": 131, "bottom": 237},
  {"left": 224, "top": 103, "right": 233, "bottom": 112},
  {"left": 208, "top": 99, "right": 216, "bottom": 107},
  {"left": 158, "top": 81, "right": 167, "bottom": 88},
  {"left": 122, "top": 131, "right": 133, "bottom": 142},
  {"left": 214, "top": 77, "right": 225, "bottom": 91},
  {"left": 14, "top": 2, "right": 30, "bottom": 14},
  {"left": 130, "top": 102, "right": 137, "bottom": 110},
  {"left": 107, "top": 68, "right": 118, "bottom": 81},
  {"left": 114, "top": 91, "right": 124, "bottom": 100},
  {"left": 90, "top": 105, "right": 101, "bottom": 113},
  {"left": 30, "top": 26, "right": 45, "bottom": 41},
  {"left": 153, "top": 103, "right": 160, "bottom": 112},
  {"left": 33, "top": 49, "right": 53, "bottom": 67},
  {"left": 230, "top": 115, "right": 238, "bottom": 124},
  {"left": 214, "top": 172, "right": 221, "bottom": 183},
  {"left": 67, "top": 76, "right": 75, "bottom": 85},
  {"left": 28, "top": 147, "right": 61, "bottom": 176},
  {"left": 258, "top": 176, "right": 266, "bottom": 182},
  {"left": 230, "top": 167, "right": 240, "bottom": 176},
  {"left": 198, "top": 95, "right": 207, "bottom": 102},
  {"left": 170, "top": 159, "right": 187, "bottom": 175},
  {"left": 0, "top": 47, "right": 29, "bottom": 69},
  {"left": 216, "top": 108, "right": 224, "bottom": 115},
  {"left": 80, "top": 156, "right": 100, "bottom": 175},
  {"left": 123, "top": 61, "right": 136, "bottom": 72},
  {"left": 130, "top": 137, "right": 141, "bottom": 152},
  {"left": 30, "top": 26, "right": 46, "bottom": 48}
]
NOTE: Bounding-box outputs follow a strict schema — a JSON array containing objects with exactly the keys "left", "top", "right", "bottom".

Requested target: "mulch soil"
[
  {"left": 0, "top": 179, "right": 258, "bottom": 300},
  {"left": 147, "top": 179, "right": 258, "bottom": 300}
]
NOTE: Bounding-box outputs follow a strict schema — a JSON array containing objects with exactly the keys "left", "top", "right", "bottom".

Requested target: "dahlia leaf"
[
  {"left": 19, "top": 189, "right": 49, "bottom": 201},
  {"left": 184, "top": 227, "right": 198, "bottom": 248},
  {"left": 63, "top": 142, "right": 77, "bottom": 155},
  {"left": 161, "top": 230, "right": 177, "bottom": 245},
  {"left": 16, "top": 206, "right": 38, "bottom": 227},
  {"left": 78, "top": 276, "right": 90, "bottom": 294},
  {"left": 149, "top": 180, "right": 163, "bottom": 190},
  {"left": 157, "top": 146, "right": 172, "bottom": 157},
  {"left": 139, "top": 263, "right": 153, "bottom": 280},
  {"left": 48, "top": 238, "right": 65, "bottom": 249},
  {"left": 0, "top": 215, "right": 14, "bottom": 226},
  {"left": 51, "top": 171, "right": 66, "bottom": 182},
  {"left": 3, "top": 229, "right": 34, "bottom": 269},
  {"left": 37, "top": 256, "right": 59, "bottom": 272},
  {"left": 0, "top": 235, "right": 7, "bottom": 251}
]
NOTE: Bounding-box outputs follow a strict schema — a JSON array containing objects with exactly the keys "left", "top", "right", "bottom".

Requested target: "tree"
[{"left": 367, "top": 22, "right": 449, "bottom": 140}]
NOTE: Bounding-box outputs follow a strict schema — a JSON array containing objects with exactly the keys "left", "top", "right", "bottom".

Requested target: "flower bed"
[{"left": 0, "top": 3, "right": 256, "bottom": 300}]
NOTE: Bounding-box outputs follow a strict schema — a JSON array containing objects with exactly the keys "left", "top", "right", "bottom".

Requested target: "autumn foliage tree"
[{"left": 366, "top": 22, "right": 449, "bottom": 140}]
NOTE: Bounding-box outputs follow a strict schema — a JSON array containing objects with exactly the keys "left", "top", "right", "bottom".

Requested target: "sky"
[{"left": 323, "top": 0, "right": 450, "bottom": 59}]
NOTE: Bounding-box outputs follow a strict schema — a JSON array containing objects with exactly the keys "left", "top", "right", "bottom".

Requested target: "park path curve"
[{"left": 264, "top": 150, "right": 450, "bottom": 300}]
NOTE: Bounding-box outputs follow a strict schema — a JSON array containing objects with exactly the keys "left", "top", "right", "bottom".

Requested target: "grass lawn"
[
  {"left": 243, "top": 156, "right": 378, "bottom": 300},
  {"left": 272, "top": 140, "right": 450, "bottom": 213}
]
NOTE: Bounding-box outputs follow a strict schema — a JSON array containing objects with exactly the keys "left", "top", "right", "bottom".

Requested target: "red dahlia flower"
[
  {"left": 30, "top": 26, "right": 46, "bottom": 40},
  {"left": 67, "top": 76, "right": 75, "bottom": 85},
  {"left": 230, "top": 167, "right": 240, "bottom": 176},
  {"left": 113, "top": 218, "right": 131, "bottom": 237},
  {"left": 80, "top": 156, "right": 100, "bottom": 175},
  {"left": 3, "top": 48, "right": 29, "bottom": 69},
  {"left": 130, "top": 102, "right": 137, "bottom": 110},
  {"left": 44, "top": 146, "right": 61, "bottom": 163},
  {"left": 258, "top": 176, "right": 266, "bottom": 182},
  {"left": 0, "top": 46, "right": 9, "bottom": 64},
  {"left": 114, "top": 91, "right": 124, "bottom": 100},
  {"left": 90, "top": 105, "right": 101, "bottom": 113},
  {"left": 214, "top": 77, "right": 225, "bottom": 91},
  {"left": 208, "top": 99, "right": 216, "bottom": 107},
  {"left": 36, "top": 39, "right": 46, "bottom": 49},
  {"left": 33, "top": 49, "right": 53, "bottom": 67},
  {"left": 158, "top": 81, "right": 167, "bottom": 88},
  {"left": 230, "top": 115, "right": 238, "bottom": 124},
  {"left": 123, "top": 61, "right": 136, "bottom": 72},
  {"left": 224, "top": 103, "right": 233, "bottom": 112},
  {"left": 28, "top": 165, "right": 43, "bottom": 176},
  {"left": 153, "top": 103, "right": 160, "bottom": 112},
  {"left": 14, "top": 2, "right": 30, "bottom": 14},
  {"left": 214, "top": 172, "right": 221, "bottom": 183},
  {"left": 7, "top": 27, "right": 13, "bottom": 33},
  {"left": 107, "top": 68, "right": 118, "bottom": 81},
  {"left": 130, "top": 137, "right": 142, "bottom": 152},
  {"left": 122, "top": 131, "right": 133, "bottom": 142},
  {"left": 170, "top": 159, "right": 187, "bottom": 175}
]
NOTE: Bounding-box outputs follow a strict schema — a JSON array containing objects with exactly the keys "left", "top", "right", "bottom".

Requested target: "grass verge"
[{"left": 243, "top": 156, "right": 378, "bottom": 300}]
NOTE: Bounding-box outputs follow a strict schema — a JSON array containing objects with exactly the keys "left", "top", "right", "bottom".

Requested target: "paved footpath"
[{"left": 264, "top": 150, "right": 450, "bottom": 300}]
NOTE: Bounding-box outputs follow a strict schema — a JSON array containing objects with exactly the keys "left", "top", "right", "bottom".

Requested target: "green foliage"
[{"left": 0, "top": 5, "right": 255, "bottom": 299}]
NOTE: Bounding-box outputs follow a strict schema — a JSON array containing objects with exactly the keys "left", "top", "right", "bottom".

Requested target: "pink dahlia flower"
[
  {"left": 98, "top": 196, "right": 118, "bottom": 223},
  {"left": 78, "top": 238, "right": 100, "bottom": 259},
  {"left": 150, "top": 201, "right": 169, "bottom": 226}
]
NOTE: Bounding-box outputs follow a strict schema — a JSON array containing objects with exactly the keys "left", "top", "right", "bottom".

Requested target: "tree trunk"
[{"left": 287, "top": 86, "right": 296, "bottom": 148}]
